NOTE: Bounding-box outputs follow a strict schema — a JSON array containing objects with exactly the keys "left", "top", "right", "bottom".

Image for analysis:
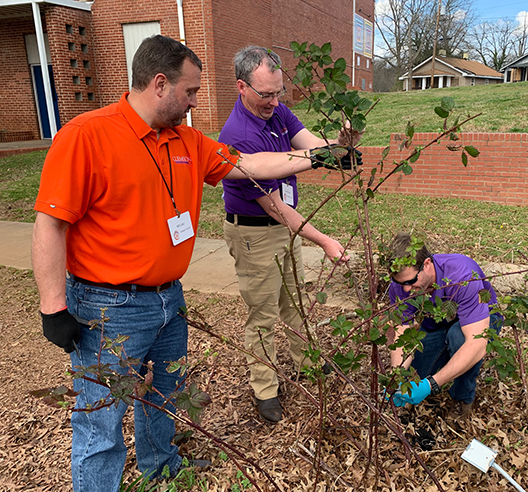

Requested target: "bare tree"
[
  {"left": 375, "top": 0, "right": 476, "bottom": 90},
  {"left": 470, "top": 19, "right": 519, "bottom": 71},
  {"left": 375, "top": 0, "right": 433, "bottom": 84},
  {"left": 512, "top": 12, "right": 528, "bottom": 59}
]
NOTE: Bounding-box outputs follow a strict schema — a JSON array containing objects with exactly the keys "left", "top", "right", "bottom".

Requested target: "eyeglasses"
[
  {"left": 244, "top": 81, "right": 287, "bottom": 101},
  {"left": 392, "top": 261, "right": 425, "bottom": 286}
]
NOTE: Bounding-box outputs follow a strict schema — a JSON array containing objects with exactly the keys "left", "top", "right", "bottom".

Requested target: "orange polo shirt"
[{"left": 35, "top": 93, "right": 238, "bottom": 285}]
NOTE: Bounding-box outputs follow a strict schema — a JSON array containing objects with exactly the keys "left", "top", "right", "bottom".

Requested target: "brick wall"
[
  {"left": 43, "top": 5, "right": 100, "bottom": 126},
  {"left": 0, "top": 17, "right": 40, "bottom": 139},
  {"left": 0, "top": 0, "right": 374, "bottom": 139},
  {"left": 90, "top": 0, "right": 180, "bottom": 108},
  {"left": 272, "top": 0, "right": 374, "bottom": 101},
  {"left": 207, "top": 0, "right": 273, "bottom": 132},
  {"left": 298, "top": 133, "right": 528, "bottom": 206}
]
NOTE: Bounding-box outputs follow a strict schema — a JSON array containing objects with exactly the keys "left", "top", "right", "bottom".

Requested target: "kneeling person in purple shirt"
[
  {"left": 387, "top": 232, "right": 502, "bottom": 421},
  {"left": 219, "top": 46, "right": 361, "bottom": 423}
]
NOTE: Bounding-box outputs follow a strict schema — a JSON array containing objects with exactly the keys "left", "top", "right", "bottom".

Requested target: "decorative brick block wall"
[
  {"left": 298, "top": 133, "right": 528, "bottom": 206},
  {"left": 44, "top": 5, "right": 100, "bottom": 126}
]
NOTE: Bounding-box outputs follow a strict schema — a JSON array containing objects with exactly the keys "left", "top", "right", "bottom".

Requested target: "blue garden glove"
[{"left": 392, "top": 379, "right": 431, "bottom": 407}]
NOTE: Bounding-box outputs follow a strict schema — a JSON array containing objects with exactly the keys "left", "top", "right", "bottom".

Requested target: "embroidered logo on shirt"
[
  {"left": 172, "top": 156, "right": 192, "bottom": 165},
  {"left": 280, "top": 127, "right": 288, "bottom": 135}
]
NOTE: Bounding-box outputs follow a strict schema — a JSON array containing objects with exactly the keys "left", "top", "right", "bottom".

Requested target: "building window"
[
  {"left": 70, "top": 59, "right": 78, "bottom": 68},
  {"left": 73, "top": 76, "right": 80, "bottom": 85},
  {"left": 66, "top": 24, "right": 73, "bottom": 34},
  {"left": 68, "top": 42, "right": 75, "bottom": 51},
  {"left": 87, "top": 93, "right": 95, "bottom": 101},
  {"left": 79, "top": 26, "right": 86, "bottom": 36},
  {"left": 357, "top": 56, "right": 361, "bottom": 66},
  {"left": 83, "top": 60, "right": 90, "bottom": 69},
  {"left": 81, "top": 44, "right": 88, "bottom": 53},
  {"left": 366, "top": 59, "right": 370, "bottom": 69},
  {"left": 75, "top": 92, "right": 82, "bottom": 101},
  {"left": 85, "top": 77, "right": 93, "bottom": 86}
]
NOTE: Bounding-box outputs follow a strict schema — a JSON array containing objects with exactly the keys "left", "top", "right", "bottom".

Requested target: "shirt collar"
[{"left": 118, "top": 92, "right": 180, "bottom": 141}]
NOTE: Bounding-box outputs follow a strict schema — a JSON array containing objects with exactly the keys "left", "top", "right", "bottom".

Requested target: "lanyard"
[{"left": 142, "top": 140, "right": 180, "bottom": 216}]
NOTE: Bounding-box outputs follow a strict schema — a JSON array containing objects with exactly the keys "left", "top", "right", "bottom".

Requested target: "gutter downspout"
[
  {"left": 176, "top": 0, "right": 192, "bottom": 127},
  {"left": 31, "top": 0, "right": 58, "bottom": 138},
  {"left": 352, "top": 0, "right": 356, "bottom": 89}
]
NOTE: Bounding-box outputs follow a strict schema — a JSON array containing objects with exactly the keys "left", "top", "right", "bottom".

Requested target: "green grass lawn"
[
  {"left": 2, "top": 81, "right": 528, "bottom": 263},
  {"left": 291, "top": 81, "right": 528, "bottom": 146}
]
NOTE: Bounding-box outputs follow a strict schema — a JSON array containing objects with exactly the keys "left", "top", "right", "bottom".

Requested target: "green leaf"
[
  {"left": 321, "top": 42, "right": 332, "bottom": 55},
  {"left": 479, "top": 289, "right": 492, "bottom": 304},
  {"left": 441, "top": 300, "right": 458, "bottom": 322},
  {"left": 409, "top": 150, "right": 421, "bottom": 163},
  {"left": 461, "top": 151, "right": 468, "bottom": 167},
  {"left": 334, "top": 58, "right": 346, "bottom": 71},
  {"left": 358, "top": 98, "right": 373, "bottom": 111},
  {"left": 402, "top": 163, "right": 413, "bottom": 175},
  {"left": 382, "top": 146, "right": 390, "bottom": 160},
  {"left": 405, "top": 121, "right": 415, "bottom": 139},
  {"left": 316, "top": 292, "right": 328, "bottom": 305},
  {"left": 366, "top": 188, "right": 375, "bottom": 198},
  {"left": 434, "top": 106, "right": 450, "bottom": 118},
  {"left": 440, "top": 97, "right": 455, "bottom": 112},
  {"left": 464, "top": 146, "right": 480, "bottom": 158}
]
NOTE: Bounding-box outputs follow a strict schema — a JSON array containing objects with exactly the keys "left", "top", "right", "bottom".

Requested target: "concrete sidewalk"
[{"left": 0, "top": 220, "right": 353, "bottom": 307}]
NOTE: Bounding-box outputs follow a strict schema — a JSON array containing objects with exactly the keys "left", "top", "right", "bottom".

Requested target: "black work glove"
[
  {"left": 310, "top": 144, "right": 351, "bottom": 170},
  {"left": 354, "top": 149, "right": 363, "bottom": 166},
  {"left": 41, "top": 308, "right": 81, "bottom": 354},
  {"left": 310, "top": 145, "right": 364, "bottom": 170}
]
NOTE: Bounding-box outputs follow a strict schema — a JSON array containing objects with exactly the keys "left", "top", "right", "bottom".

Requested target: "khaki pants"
[{"left": 224, "top": 220, "right": 312, "bottom": 400}]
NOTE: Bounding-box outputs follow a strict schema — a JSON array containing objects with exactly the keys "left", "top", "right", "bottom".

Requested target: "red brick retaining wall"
[{"left": 298, "top": 132, "right": 528, "bottom": 206}]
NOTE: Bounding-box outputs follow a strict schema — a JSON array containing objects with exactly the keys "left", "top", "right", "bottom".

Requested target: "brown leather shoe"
[
  {"left": 447, "top": 399, "right": 473, "bottom": 421},
  {"left": 256, "top": 396, "right": 282, "bottom": 423}
]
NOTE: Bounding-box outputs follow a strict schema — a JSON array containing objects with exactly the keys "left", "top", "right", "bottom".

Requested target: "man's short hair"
[
  {"left": 234, "top": 46, "right": 281, "bottom": 83},
  {"left": 387, "top": 232, "right": 432, "bottom": 275},
  {"left": 132, "top": 35, "right": 202, "bottom": 91}
]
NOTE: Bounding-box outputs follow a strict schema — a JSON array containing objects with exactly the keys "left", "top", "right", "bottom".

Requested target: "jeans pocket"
[{"left": 76, "top": 286, "right": 130, "bottom": 325}]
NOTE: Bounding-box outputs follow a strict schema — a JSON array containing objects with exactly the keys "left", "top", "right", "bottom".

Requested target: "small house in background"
[
  {"left": 0, "top": 0, "right": 375, "bottom": 143},
  {"left": 399, "top": 55, "right": 503, "bottom": 91},
  {"left": 502, "top": 54, "right": 528, "bottom": 83}
]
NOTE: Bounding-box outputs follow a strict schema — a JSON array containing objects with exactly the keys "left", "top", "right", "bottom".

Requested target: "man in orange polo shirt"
[{"left": 32, "top": 35, "right": 347, "bottom": 492}]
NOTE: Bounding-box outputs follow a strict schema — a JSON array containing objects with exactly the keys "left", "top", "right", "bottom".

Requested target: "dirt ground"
[{"left": 0, "top": 266, "right": 527, "bottom": 492}]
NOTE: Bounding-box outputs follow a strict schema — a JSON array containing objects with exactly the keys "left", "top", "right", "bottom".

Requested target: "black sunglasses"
[{"left": 392, "top": 261, "right": 425, "bottom": 286}]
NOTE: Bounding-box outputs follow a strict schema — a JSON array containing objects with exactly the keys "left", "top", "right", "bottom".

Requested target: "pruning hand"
[
  {"left": 310, "top": 144, "right": 352, "bottom": 170},
  {"left": 392, "top": 379, "right": 431, "bottom": 407}
]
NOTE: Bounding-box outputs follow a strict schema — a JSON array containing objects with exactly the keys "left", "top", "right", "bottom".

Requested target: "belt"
[
  {"left": 225, "top": 213, "right": 280, "bottom": 227},
  {"left": 71, "top": 275, "right": 177, "bottom": 293}
]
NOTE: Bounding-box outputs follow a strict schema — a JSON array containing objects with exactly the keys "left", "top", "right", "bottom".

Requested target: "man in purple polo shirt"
[
  {"left": 387, "top": 232, "right": 502, "bottom": 421},
  {"left": 219, "top": 46, "right": 361, "bottom": 423}
]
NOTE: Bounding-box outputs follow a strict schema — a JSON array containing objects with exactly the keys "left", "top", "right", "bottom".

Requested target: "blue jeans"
[
  {"left": 411, "top": 312, "right": 502, "bottom": 404},
  {"left": 66, "top": 278, "right": 188, "bottom": 492}
]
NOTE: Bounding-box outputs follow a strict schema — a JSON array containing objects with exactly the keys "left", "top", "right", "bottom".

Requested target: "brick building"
[{"left": 0, "top": 0, "right": 374, "bottom": 141}]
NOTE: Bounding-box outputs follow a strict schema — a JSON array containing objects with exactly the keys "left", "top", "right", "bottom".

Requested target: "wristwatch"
[{"left": 426, "top": 375, "right": 442, "bottom": 396}]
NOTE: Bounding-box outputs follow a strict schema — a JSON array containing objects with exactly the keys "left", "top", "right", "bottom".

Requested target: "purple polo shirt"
[
  {"left": 389, "top": 254, "right": 498, "bottom": 331},
  {"left": 219, "top": 97, "right": 305, "bottom": 216}
]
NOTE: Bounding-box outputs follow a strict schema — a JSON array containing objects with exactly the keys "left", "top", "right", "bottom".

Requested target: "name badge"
[
  {"left": 167, "top": 211, "right": 194, "bottom": 246},
  {"left": 282, "top": 183, "right": 294, "bottom": 206}
]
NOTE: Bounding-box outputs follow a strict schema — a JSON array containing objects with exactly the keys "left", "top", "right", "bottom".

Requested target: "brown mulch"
[{"left": 0, "top": 266, "right": 527, "bottom": 491}]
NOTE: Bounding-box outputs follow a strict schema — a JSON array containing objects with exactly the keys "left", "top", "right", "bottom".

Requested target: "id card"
[
  {"left": 282, "top": 183, "right": 294, "bottom": 206},
  {"left": 167, "top": 211, "right": 194, "bottom": 246}
]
